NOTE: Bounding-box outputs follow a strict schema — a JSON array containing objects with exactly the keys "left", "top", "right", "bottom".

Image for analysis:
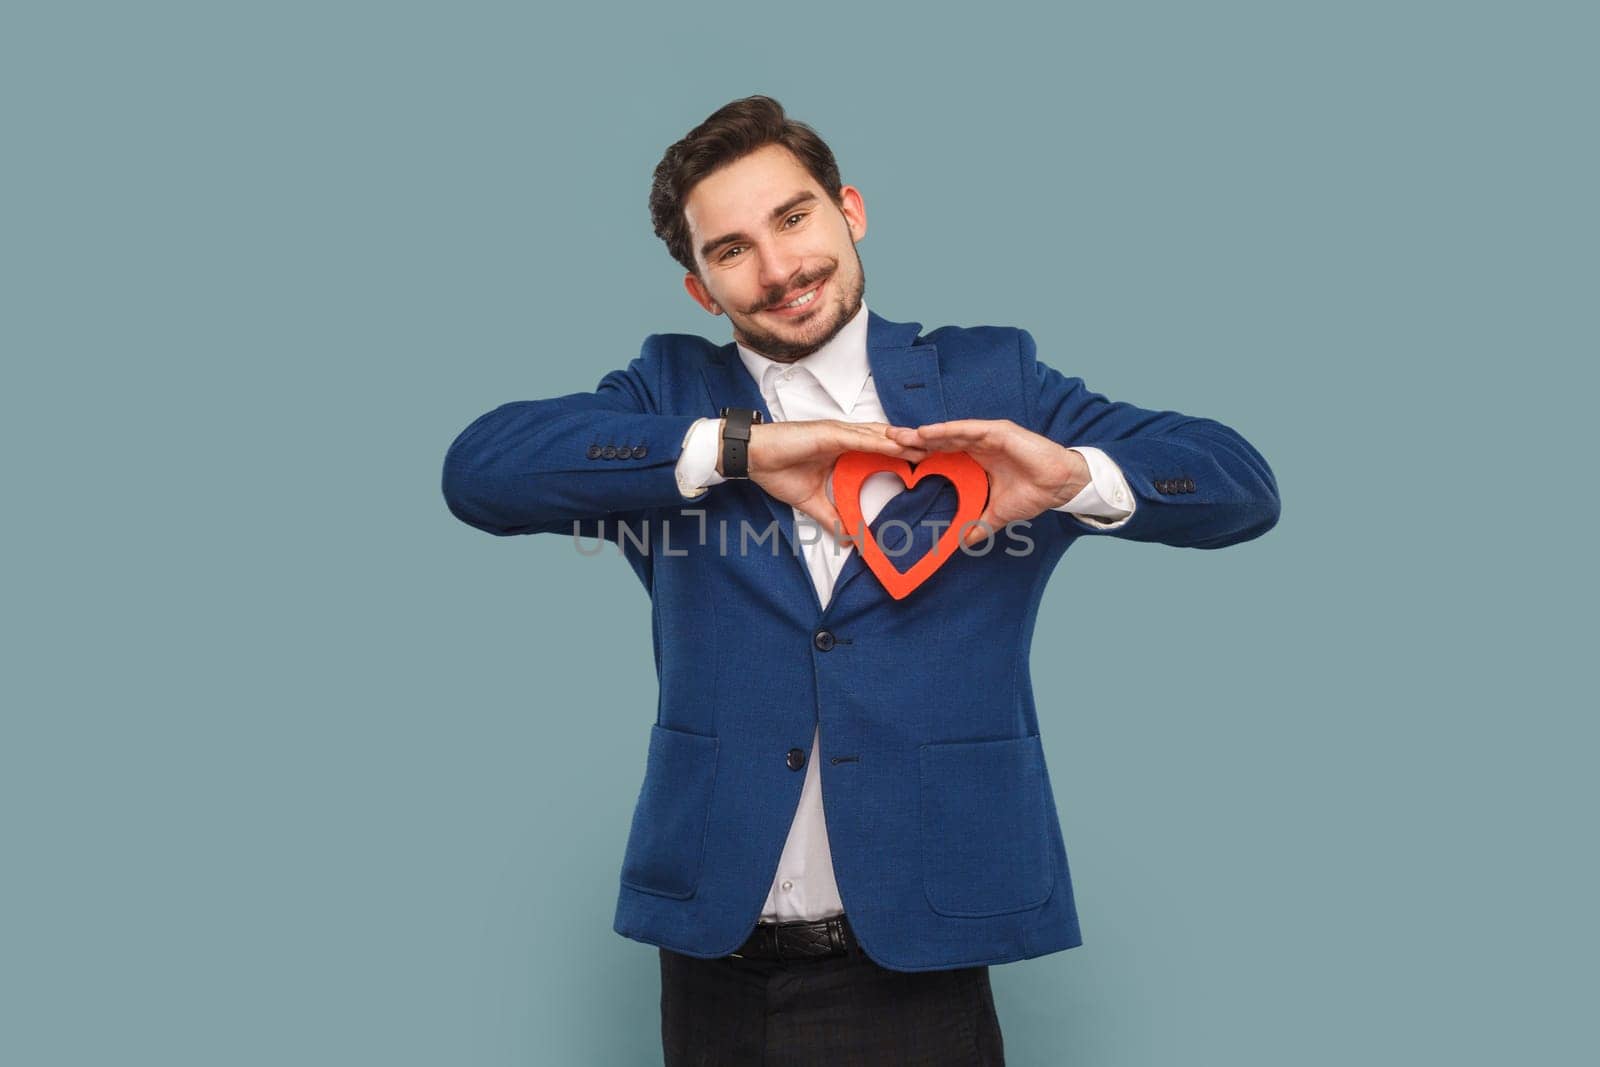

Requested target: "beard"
[{"left": 730, "top": 248, "right": 867, "bottom": 363}]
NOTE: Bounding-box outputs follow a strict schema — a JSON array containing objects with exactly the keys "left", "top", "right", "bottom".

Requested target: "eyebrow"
[{"left": 698, "top": 192, "right": 819, "bottom": 261}]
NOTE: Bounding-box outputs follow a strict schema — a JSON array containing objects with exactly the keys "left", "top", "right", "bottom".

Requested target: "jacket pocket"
[
  {"left": 620, "top": 724, "right": 720, "bottom": 899},
  {"left": 919, "top": 734, "right": 1054, "bottom": 917}
]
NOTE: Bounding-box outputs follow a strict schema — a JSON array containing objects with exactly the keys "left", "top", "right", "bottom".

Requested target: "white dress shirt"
[{"left": 671, "top": 302, "right": 1134, "bottom": 921}]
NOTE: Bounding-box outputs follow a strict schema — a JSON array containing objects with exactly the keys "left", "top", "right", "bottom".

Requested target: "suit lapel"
[{"left": 824, "top": 312, "right": 951, "bottom": 607}]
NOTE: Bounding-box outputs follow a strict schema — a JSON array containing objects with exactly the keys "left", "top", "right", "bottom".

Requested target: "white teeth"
[{"left": 782, "top": 288, "right": 818, "bottom": 308}]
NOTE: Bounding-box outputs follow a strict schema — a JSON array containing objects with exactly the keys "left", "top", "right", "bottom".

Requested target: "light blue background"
[{"left": 4, "top": 2, "right": 1593, "bottom": 1064}]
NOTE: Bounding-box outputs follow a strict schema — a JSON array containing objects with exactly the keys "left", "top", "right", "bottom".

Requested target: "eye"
[
  {"left": 719, "top": 245, "right": 745, "bottom": 262},
  {"left": 783, "top": 212, "right": 807, "bottom": 227}
]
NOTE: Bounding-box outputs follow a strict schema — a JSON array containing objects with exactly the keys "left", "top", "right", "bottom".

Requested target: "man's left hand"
[{"left": 886, "top": 419, "right": 1090, "bottom": 545}]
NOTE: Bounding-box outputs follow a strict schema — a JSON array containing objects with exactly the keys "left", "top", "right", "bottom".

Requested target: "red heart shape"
[{"left": 832, "top": 450, "right": 990, "bottom": 601}]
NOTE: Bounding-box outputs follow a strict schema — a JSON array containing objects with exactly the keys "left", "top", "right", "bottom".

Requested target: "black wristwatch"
[{"left": 718, "top": 407, "right": 763, "bottom": 479}]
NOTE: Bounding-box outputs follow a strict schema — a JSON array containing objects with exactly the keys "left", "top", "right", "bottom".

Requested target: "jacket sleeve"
[
  {"left": 442, "top": 335, "right": 704, "bottom": 537},
  {"left": 1021, "top": 329, "right": 1281, "bottom": 549}
]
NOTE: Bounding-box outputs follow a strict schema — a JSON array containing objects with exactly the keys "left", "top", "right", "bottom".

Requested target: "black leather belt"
[{"left": 729, "top": 914, "right": 855, "bottom": 961}]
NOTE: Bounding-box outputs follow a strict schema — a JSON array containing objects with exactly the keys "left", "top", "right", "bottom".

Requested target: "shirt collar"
[{"left": 735, "top": 300, "right": 871, "bottom": 414}]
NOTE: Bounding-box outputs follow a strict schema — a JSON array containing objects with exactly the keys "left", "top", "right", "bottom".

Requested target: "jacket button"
[
  {"left": 631, "top": 444, "right": 648, "bottom": 459},
  {"left": 600, "top": 445, "right": 618, "bottom": 459},
  {"left": 1182, "top": 477, "right": 1195, "bottom": 492},
  {"left": 586, "top": 444, "right": 602, "bottom": 460},
  {"left": 813, "top": 630, "right": 835, "bottom": 651},
  {"left": 1155, "top": 479, "right": 1170, "bottom": 494},
  {"left": 786, "top": 748, "right": 806, "bottom": 771}
]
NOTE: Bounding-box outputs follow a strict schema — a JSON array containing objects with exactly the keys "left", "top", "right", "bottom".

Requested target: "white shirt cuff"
[
  {"left": 675, "top": 417, "right": 727, "bottom": 499},
  {"left": 1050, "top": 446, "right": 1135, "bottom": 530}
]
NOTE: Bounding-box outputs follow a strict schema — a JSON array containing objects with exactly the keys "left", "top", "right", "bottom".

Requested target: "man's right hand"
[{"left": 741, "top": 420, "right": 928, "bottom": 544}]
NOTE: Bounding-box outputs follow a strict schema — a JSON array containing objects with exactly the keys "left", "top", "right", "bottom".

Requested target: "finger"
[
  {"left": 851, "top": 423, "right": 927, "bottom": 456},
  {"left": 885, "top": 426, "right": 926, "bottom": 447},
  {"left": 837, "top": 422, "right": 895, "bottom": 443},
  {"left": 915, "top": 419, "right": 1000, "bottom": 437},
  {"left": 910, "top": 423, "right": 994, "bottom": 447},
  {"left": 802, "top": 498, "right": 846, "bottom": 545},
  {"left": 961, "top": 511, "right": 1000, "bottom": 546},
  {"left": 916, "top": 432, "right": 986, "bottom": 454},
  {"left": 840, "top": 421, "right": 905, "bottom": 440},
  {"left": 840, "top": 430, "right": 928, "bottom": 460},
  {"left": 850, "top": 421, "right": 932, "bottom": 442}
]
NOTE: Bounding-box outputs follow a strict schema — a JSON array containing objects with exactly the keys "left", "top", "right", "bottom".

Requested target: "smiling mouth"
[{"left": 766, "top": 276, "right": 828, "bottom": 315}]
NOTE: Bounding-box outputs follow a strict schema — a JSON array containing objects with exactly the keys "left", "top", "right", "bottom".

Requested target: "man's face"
[{"left": 681, "top": 144, "right": 867, "bottom": 363}]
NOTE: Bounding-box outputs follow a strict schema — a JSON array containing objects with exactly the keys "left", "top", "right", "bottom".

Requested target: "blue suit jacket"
[{"left": 442, "top": 310, "right": 1280, "bottom": 972}]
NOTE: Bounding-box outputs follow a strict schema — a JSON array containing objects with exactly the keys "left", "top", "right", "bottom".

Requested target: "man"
[{"left": 442, "top": 95, "right": 1279, "bottom": 1065}]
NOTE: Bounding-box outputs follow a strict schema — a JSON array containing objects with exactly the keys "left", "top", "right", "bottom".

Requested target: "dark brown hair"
[{"left": 649, "top": 95, "right": 843, "bottom": 275}]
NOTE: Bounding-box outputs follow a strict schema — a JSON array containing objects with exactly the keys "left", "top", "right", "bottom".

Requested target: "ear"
[
  {"left": 837, "top": 184, "right": 867, "bottom": 243},
  {"left": 683, "top": 271, "right": 722, "bottom": 316}
]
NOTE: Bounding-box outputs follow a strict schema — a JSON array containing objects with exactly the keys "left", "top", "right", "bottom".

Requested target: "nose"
[{"left": 755, "top": 241, "right": 803, "bottom": 297}]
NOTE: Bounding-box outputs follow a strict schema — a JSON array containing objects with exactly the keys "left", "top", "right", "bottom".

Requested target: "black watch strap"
[{"left": 718, "top": 407, "right": 762, "bottom": 479}]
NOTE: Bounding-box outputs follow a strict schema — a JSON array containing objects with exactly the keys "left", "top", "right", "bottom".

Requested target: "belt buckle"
[{"left": 731, "top": 917, "right": 845, "bottom": 962}]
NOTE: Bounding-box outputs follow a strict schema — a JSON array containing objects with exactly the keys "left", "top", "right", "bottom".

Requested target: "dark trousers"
[{"left": 659, "top": 936, "right": 1005, "bottom": 1066}]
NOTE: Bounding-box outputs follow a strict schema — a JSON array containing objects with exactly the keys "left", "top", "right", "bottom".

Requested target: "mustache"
[{"left": 748, "top": 264, "right": 836, "bottom": 313}]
